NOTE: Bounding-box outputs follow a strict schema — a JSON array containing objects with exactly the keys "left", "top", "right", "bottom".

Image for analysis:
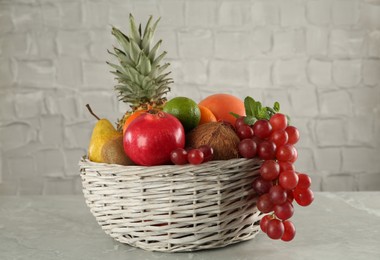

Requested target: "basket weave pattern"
[{"left": 79, "top": 158, "right": 263, "bottom": 252}]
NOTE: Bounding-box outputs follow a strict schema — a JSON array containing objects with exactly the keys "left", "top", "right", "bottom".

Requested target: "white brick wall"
[{"left": 0, "top": 0, "right": 379, "bottom": 194}]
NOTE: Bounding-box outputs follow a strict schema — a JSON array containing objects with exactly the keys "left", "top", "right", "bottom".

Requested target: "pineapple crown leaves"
[{"left": 107, "top": 14, "right": 173, "bottom": 106}]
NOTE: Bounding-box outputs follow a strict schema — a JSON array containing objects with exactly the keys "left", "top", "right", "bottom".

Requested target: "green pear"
[{"left": 87, "top": 104, "right": 121, "bottom": 163}]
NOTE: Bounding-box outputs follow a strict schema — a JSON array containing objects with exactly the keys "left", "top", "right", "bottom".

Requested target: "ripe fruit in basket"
[
  {"left": 170, "top": 148, "right": 188, "bottom": 165},
  {"left": 186, "top": 122, "right": 240, "bottom": 160},
  {"left": 187, "top": 149, "right": 204, "bottom": 165},
  {"left": 199, "top": 93, "right": 245, "bottom": 125},
  {"left": 198, "top": 105, "right": 217, "bottom": 125},
  {"left": 122, "top": 109, "right": 147, "bottom": 136},
  {"left": 107, "top": 14, "right": 172, "bottom": 132},
  {"left": 123, "top": 111, "right": 185, "bottom": 166},
  {"left": 198, "top": 145, "right": 214, "bottom": 162},
  {"left": 101, "top": 135, "right": 134, "bottom": 165},
  {"left": 163, "top": 97, "right": 201, "bottom": 132},
  {"left": 86, "top": 104, "right": 132, "bottom": 164}
]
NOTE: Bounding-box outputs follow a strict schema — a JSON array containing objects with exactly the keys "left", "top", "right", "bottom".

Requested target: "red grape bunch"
[{"left": 236, "top": 113, "right": 314, "bottom": 242}]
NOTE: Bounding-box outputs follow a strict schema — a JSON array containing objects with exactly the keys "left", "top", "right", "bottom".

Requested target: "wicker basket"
[{"left": 79, "top": 157, "right": 263, "bottom": 252}]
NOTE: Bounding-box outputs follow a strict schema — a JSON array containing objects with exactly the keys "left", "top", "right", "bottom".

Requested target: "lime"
[{"left": 163, "top": 97, "right": 201, "bottom": 132}]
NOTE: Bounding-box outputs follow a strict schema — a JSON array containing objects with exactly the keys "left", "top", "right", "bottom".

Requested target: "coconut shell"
[
  {"left": 186, "top": 122, "right": 240, "bottom": 160},
  {"left": 101, "top": 135, "right": 134, "bottom": 165}
]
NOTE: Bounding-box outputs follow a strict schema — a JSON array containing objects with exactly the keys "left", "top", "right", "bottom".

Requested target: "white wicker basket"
[{"left": 79, "top": 157, "right": 263, "bottom": 252}]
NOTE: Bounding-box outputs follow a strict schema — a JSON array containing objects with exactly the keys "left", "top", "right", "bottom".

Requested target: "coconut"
[{"left": 186, "top": 122, "right": 240, "bottom": 160}]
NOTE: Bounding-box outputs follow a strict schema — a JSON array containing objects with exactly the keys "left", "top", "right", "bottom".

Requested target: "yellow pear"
[{"left": 87, "top": 104, "right": 121, "bottom": 163}]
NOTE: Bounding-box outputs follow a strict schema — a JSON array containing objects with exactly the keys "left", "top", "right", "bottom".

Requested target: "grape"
[
  {"left": 279, "top": 170, "right": 299, "bottom": 190},
  {"left": 297, "top": 173, "right": 312, "bottom": 189},
  {"left": 252, "top": 136, "right": 264, "bottom": 145},
  {"left": 253, "top": 120, "right": 272, "bottom": 139},
  {"left": 260, "top": 215, "right": 272, "bottom": 233},
  {"left": 279, "top": 161, "right": 295, "bottom": 172},
  {"left": 257, "top": 193, "right": 274, "bottom": 213},
  {"left": 293, "top": 187, "right": 314, "bottom": 207},
  {"left": 238, "top": 139, "right": 257, "bottom": 158},
  {"left": 286, "top": 190, "right": 294, "bottom": 203},
  {"left": 269, "top": 129, "right": 288, "bottom": 147},
  {"left": 235, "top": 116, "right": 247, "bottom": 129},
  {"left": 252, "top": 177, "right": 273, "bottom": 195},
  {"left": 274, "top": 201, "right": 294, "bottom": 220},
  {"left": 276, "top": 144, "right": 296, "bottom": 162},
  {"left": 266, "top": 219, "right": 284, "bottom": 240},
  {"left": 269, "top": 185, "right": 287, "bottom": 205},
  {"left": 237, "top": 125, "right": 254, "bottom": 140},
  {"left": 260, "top": 160, "right": 280, "bottom": 181},
  {"left": 257, "top": 141, "right": 277, "bottom": 160},
  {"left": 198, "top": 145, "right": 214, "bottom": 162},
  {"left": 289, "top": 146, "right": 298, "bottom": 163},
  {"left": 269, "top": 113, "right": 288, "bottom": 131},
  {"left": 187, "top": 149, "right": 204, "bottom": 165},
  {"left": 281, "top": 220, "right": 296, "bottom": 242},
  {"left": 285, "top": 126, "right": 300, "bottom": 145},
  {"left": 170, "top": 148, "right": 188, "bottom": 165}
]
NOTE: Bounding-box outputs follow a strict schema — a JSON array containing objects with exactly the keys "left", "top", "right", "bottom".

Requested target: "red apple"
[{"left": 123, "top": 111, "right": 185, "bottom": 166}]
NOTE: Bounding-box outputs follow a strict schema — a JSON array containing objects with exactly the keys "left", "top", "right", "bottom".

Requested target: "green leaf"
[
  {"left": 244, "top": 116, "right": 257, "bottom": 125},
  {"left": 266, "top": 107, "right": 276, "bottom": 114},
  {"left": 143, "top": 15, "right": 153, "bottom": 38},
  {"left": 253, "top": 100, "right": 262, "bottom": 117},
  {"left": 106, "top": 61, "right": 126, "bottom": 74},
  {"left": 138, "top": 24, "right": 142, "bottom": 38},
  {"left": 129, "top": 40, "right": 141, "bottom": 63},
  {"left": 136, "top": 53, "right": 151, "bottom": 76},
  {"left": 129, "top": 14, "right": 141, "bottom": 46},
  {"left": 152, "top": 51, "right": 167, "bottom": 68},
  {"left": 258, "top": 107, "right": 269, "bottom": 120},
  {"left": 244, "top": 96, "right": 256, "bottom": 117},
  {"left": 274, "top": 102, "right": 280, "bottom": 112},
  {"left": 156, "top": 63, "right": 170, "bottom": 75},
  {"left": 151, "top": 17, "right": 161, "bottom": 36},
  {"left": 111, "top": 27, "right": 130, "bottom": 53},
  {"left": 112, "top": 48, "right": 135, "bottom": 67},
  {"left": 141, "top": 28, "right": 152, "bottom": 54},
  {"left": 229, "top": 112, "right": 241, "bottom": 119},
  {"left": 148, "top": 39, "right": 162, "bottom": 63}
]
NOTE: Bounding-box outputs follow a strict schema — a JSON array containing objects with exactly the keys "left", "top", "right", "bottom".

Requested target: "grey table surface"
[{"left": 0, "top": 192, "right": 379, "bottom": 260}]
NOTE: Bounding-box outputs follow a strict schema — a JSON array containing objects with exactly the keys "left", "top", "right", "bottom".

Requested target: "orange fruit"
[
  {"left": 122, "top": 110, "right": 147, "bottom": 136},
  {"left": 199, "top": 94, "right": 245, "bottom": 125},
  {"left": 198, "top": 105, "right": 217, "bottom": 125},
  {"left": 163, "top": 97, "right": 201, "bottom": 132}
]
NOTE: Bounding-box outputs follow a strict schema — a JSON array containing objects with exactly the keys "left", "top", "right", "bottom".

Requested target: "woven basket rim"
[{"left": 80, "top": 156, "right": 262, "bottom": 171}]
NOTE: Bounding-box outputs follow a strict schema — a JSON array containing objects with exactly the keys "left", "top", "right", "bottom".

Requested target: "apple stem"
[{"left": 86, "top": 104, "right": 100, "bottom": 121}]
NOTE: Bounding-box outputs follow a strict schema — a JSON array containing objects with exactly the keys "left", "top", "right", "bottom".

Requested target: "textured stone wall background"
[{"left": 0, "top": 0, "right": 379, "bottom": 195}]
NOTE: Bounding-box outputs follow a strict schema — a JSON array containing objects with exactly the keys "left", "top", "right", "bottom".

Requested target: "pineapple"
[{"left": 107, "top": 14, "right": 173, "bottom": 131}]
